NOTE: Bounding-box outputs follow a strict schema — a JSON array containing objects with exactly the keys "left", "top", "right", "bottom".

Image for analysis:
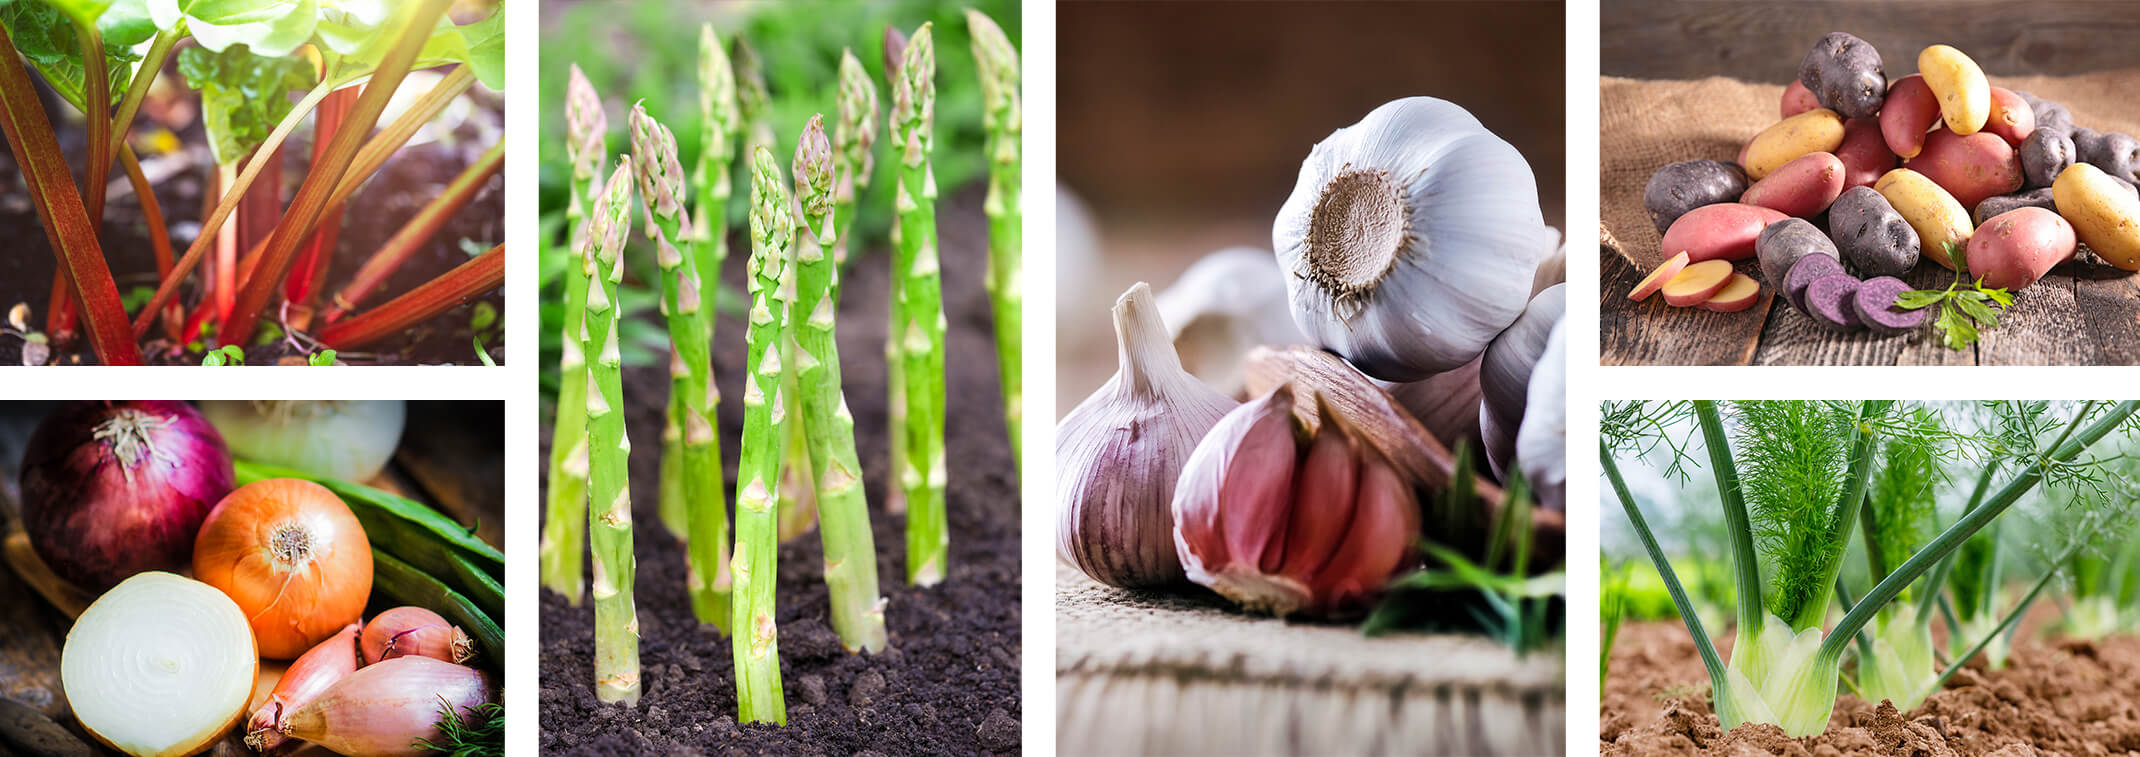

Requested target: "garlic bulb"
[
  {"left": 1371, "top": 357, "right": 1484, "bottom": 454},
  {"left": 1273, "top": 96, "right": 1559, "bottom": 382},
  {"left": 1157, "top": 247, "right": 1309, "bottom": 396},
  {"left": 1517, "top": 321, "right": 1566, "bottom": 511},
  {"left": 1057, "top": 282, "right": 1239, "bottom": 588},
  {"left": 1172, "top": 389, "right": 1420, "bottom": 618},
  {"left": 1480, "top": 283, "right": 1566, "bottom": 477}
]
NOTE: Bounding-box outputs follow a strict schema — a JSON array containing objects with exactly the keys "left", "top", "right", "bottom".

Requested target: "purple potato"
[
  {"left": 1784, "top": 252, "right": 1845, "bottom": 313},
  {"left": 1851, "top": 276, "right": 1929, "bottom": 334},
  {"left": 1644, "top": 159, "right": 1750, "bottom": 234},
  {"left": 1756, "top": 218, "right": 1840, "bottom": 287},
  {"left": 1805, "top": 273, "right": 1865, "bottom": 331},
  {"left": 1975, "top": 188, "right": 2056, "bottom": 226},
  {"left": 1827, "top": 186, "right": 1919, "bottom": 276},
  {"left": 1799, "top": 32, "right": 1886, "bottom": 119},
  {"left": 2019, "top": 129, "right": 2075, "bottom": 189},
  {"left": 2077, "top": 130, "right": 2140, "bottom": 184},
  {"left": 2014, "top": 91, "right": 2073, "bottom": 136}
]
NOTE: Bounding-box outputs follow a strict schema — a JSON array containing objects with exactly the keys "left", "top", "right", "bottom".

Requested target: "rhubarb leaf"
[
  {"left": 176, "top": 41, "right": 314, "bottom": 164},
  {"left": 0, "top": 1, "right": 138, "bottom": 108}
]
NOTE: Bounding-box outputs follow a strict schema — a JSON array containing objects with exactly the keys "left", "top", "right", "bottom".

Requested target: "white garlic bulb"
[
  {"left": 1057, "top": 282, "right": 1239, "bottom": 587},
  {"left": 1480, "top": 283, "right": 1566, "bottom": 477},
  {"left": 1157, "top": 247, "right": 1309, "bottom": 396},
  {"left": 1517, "top": 320, "right": 1566, "bottom": 511},
  {"left": 1273, "top": 96, "right": 1559, "bottom": 382}
]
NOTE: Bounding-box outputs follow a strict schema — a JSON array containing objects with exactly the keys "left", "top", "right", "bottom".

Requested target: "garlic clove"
[
  {"left": 1278, "top": 406, "right": 1361, "bottom": 580},
  {"left": 1173, "top": 388, "right": 1309, "bottom": 614},
  {"left": 1516, "top": 321, "right": 1566, "bottom": 511},
  {"left": 1274, "top": 97, "right": 1558, "bottom": 382},
  {"left": 1057, "top": 282, "right": 1239, "bottom": 588},
  {"left": 1480, "top": 283, "right": 1566, "bottom": 478},
  {"left": 1309, "top": 451, "right": 1418, "bottom": 612}
]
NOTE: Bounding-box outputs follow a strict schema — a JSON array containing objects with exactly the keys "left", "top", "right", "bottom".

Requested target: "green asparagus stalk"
[
  {"left": 735, "top": 145, "right": 795, "bottom": 724},
  {"left": 540, "top": 64, "right": 602, "bottom": 605},
  {"left": 630, "top": 103, "right": 730, "bottom": 632},
  {"left": 889, "top": 23, "right": 948, "bottom": 585},
  {"left": 584, "top": 160, "right": 640, "bottom": 706},
  {"left": 684, "top": 22, "right": 740, "bottom": 632},
  {"left": 968, "top": 10, "right": 1023, "bottom": 476},
  {"left": 881, "top": 25, "right": 910, "bottom": 516},
  {"left": 831, "top": 48, "right": 879, "bottom": 303},
  {"left": 792, "top": 115, "right": 889, "bottom": 653}
]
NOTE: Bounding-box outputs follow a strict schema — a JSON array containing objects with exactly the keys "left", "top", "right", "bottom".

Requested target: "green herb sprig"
[{"left": 1893, "top": 243, "right": 2012, "bottom": 350}]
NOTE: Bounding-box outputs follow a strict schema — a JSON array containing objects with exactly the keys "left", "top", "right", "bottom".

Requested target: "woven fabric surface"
[
  {"left": 1601, "top": 69, "right": 2140, "bottom": 271},
  {"left": 1055, "top": 564, "right": 1563, "bottom": 756}
]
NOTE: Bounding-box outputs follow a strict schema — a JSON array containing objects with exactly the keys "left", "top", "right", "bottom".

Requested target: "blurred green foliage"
[{"left": 536, "top": 0, "right": 1019, "bottom": 405}]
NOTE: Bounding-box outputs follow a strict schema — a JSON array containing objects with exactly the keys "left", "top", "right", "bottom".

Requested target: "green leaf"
[
  {"left": 308, "top": 348, "right": 336, "bottom": 366},
  {"left": 1955, "top": 296, "right": 2000, "bottom": 329},
  {"left": 1893, "top": 290, "right": 1947, "bottom": 310},
  {"left": 97, "top": 0, "right": 154, "bottom": 45},
  {"left": 185, "top": 0, "right": 312, "bottom": 56},
  {"left": 1936, "top": 302, "right": 1977, "bottom": 350},
  {"left": 177, "top": 42, "right": 315, "bottom": 164},
  {"left": 0, "top": 1, "right": 139, "bottom": 109},
  {"left": 146, "top": 0, "right": 299, "bottom": 30}
]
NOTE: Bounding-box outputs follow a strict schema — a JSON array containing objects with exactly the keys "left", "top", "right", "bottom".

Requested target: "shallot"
[
  {"left": 280, "top": 656, "right": 493, "bottom": 757},
  {"left": 248, "top": 623, "right": 362, "bottom": 752},
  {"left": 362, "top": 606, "right": 474, "bottom": 665}
]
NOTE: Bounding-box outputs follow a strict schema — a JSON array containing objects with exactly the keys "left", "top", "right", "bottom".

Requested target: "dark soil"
[
  {"left": 0, "top": 72, "right": 504, "bottom": 366},
  {"left": 1602, "top": 616, "right": 2140, "bottom": 756},
  {"left": 539, "top": 185, "right": 1022, "bottom": 755}
]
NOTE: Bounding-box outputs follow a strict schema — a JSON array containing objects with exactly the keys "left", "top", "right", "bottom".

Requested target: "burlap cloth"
[
  {"left": 1055, "top": 564, "right": 1564, "bottom": 756},
  {"left": 1601, "top": 70, "right": 2140, "bottom": 272}
]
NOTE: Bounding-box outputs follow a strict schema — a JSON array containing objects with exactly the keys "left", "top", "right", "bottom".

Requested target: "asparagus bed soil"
[{"left": 539, "top": 183, "right": 1017, "bottom": 753}]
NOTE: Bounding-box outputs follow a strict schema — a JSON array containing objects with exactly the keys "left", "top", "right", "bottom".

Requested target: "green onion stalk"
[
  {"left": 631, "top": 103, "right": 730, "bottom": 632},
  {"left": 583, "top": 161, "right": 641, "bottom": 706},
  {"left": 968, "top": 9, "right": 1022, "bottom": 476},
  {"left": 792, "top": 114, "right": 889, "bottom": 653},
  {"left": 541, "top": 64, "right": 602, "bottom": 604},
  {"left": 889, "top": 23, "right": 947, "bottom": 585},
  {"left": 734, "top": 145, "right": 795, "bottom": 724},
  {"left": 1605, "top": 400, "right": 2140, "bottom": 737}
]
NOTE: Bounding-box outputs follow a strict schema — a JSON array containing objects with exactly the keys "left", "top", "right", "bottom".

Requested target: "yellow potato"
[
  {"left": 1742, "top": 108, "right": 1846, "bottom": 180},
  {"left": 1918, "top": 45, "right": 1990, "bottom": 135},
  {"left": 1874, "top": 168, "right": 1972, "bottom": 269},
  {"left": 2053, "top": 163, "right": 2140, "bottom": 270}
]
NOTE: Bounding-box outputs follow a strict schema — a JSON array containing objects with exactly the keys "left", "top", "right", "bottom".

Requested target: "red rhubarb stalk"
[
  {"left": 323, "top": 143, "right": 502, "bottom": 323},
  {"left": 0, "top": 26, "right": 140, "bottom": 364},
  {"left": 289, "top": 86, "right": 360, "bottom": 305},
  {"left": 220, "top": 0, "right": 453, "bottom": 347},
  {"left": 317, "top": 244, "right": 502, "bottom": 350},
  {"left": 119, "top": 145, "right": 182, "bottom": 340}
]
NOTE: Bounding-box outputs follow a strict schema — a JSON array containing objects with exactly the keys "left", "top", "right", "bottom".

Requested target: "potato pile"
[{"left": 1632, "top": 32, "right": 2140, "bottom": 336}]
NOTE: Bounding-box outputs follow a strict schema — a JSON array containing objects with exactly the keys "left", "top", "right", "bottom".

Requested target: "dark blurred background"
[
  {"left": 1602, "top": 0, "right": 2140, "bottom": 83},
  {"left": 1057, "top": 0, "right": 1566, "bottom": 408}
]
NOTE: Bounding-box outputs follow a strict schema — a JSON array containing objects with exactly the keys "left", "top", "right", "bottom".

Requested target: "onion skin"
[
  {"left": 248, "top": 623, "right": 361, "bottom": 752},
  {"left": 281, "top": 656, "right": 492, "bottom": 757},
  {"left": 20, "top": 401, "right": 233, "bottom": 590},
  {"left": 361, "top": 606, "right": 474, "bottom": 665},
  {"left": 193, "top": 479, "right": 373, "bottom": 659}
]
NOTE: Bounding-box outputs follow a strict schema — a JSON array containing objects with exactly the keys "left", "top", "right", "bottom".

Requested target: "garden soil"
[
  {"left": 0, "top": 87, "right": 504, "bottom": 366},
  {"left": 1602, "top": 618, "right": 2140, "bottom": 756},
  {"left": 540, "top": 186, "right": 1021, "bottom": 755}
]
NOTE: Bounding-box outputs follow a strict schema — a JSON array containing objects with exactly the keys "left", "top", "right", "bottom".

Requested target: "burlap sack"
[
  {"left": 1055, "top": 565, "right": 1563, "bottom": 756},
  {"left": 1601, "top": 70, "right": 2140, "bottom": 271}
]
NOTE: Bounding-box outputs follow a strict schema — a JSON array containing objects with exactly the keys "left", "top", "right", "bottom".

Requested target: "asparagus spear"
[
  {"left": 683, "top": 22, "right": 740, "bottom": 630},
  {"left": 540, "top": 64, "right": 602, "bottom": 605},
  {"left": 630, "top": 103, "right": 730, "bottom": 632},
  {"left": 793, "top": 115, "right": 889, "bottom": 653},
  {"left": 735, "top": 145, "right": 795, "bottom": 724},
  {"left": 881, "top": 25, "right": 910, "bottom": 516},
  {"left": 831, "top": 48, "right": 879, "bottom": 304},
  {"left": 889, "top": 23, "right": 948, "bottom": 585},
  {"left": 968, "top": 10, "right": 1023, "bottom": 476},
  {"left": 584, "top": 160, "right": 640, "bottom": 706}
]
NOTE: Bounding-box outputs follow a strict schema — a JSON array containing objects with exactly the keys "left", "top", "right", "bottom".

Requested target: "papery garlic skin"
[
  {"left": 1516, "top": 320, "right": 1566, "bottom": 511},
  {"left": 1481, "top": 283, "right": 1566, "bottom": 477},
  {"left": 1173, "top": 390, "right": 1421, "bottom": 618},
  {"left": 1157, "top": 247, "right": 1309, "bottom": 396},
  {"left": 1057, "top": 282, "right": 1238, "bottom": 588},
  {"left": 1273, "top": 97, "right": 1558, "bottom": 382}
]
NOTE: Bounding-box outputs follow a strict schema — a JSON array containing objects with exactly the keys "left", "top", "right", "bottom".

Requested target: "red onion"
[
  {"left": 248, "top": 623, "right": 362, "bottom": 752},
  {"left": 281, "top": 656, "right": 493, "bottom": 757},
  {"left": 362, "top": 606, "right": 474, "bottom": 665},
  {"left": 20, "top": 401, "right": 234, "bottom": 590}
]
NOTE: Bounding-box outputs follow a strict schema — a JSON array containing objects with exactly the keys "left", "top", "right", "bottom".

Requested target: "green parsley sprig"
[{"left": 1893, "top": 242, "right": 2012, "bottom": 350}]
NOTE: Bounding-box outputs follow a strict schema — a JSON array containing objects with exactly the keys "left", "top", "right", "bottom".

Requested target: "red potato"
[
  {"left": 1662, "top": 260, "right": 1735, "bottom": 306},
  {"left": 1661, "top": 203, "right": 1790, "bottom": 263},
  {"left": 1965, "top": 207, "right": 2075, "bottom": 290},
  {"left": 1907, "top": 128, "right": 2024, "bottom": 211},
  {"left": 1835, "top": 118, "right": 1896, "bottom": 189},
  {"left": 1984, "top": 87, "right": 2035, "bottom": 147},
  {"left": 1628, "top": 251, "right": 1690, "bottom": 301},
  {"left": 1697, "top": 273, "right": 1761, "bottom": 312},
  {"left": 1782, "top": 80, "right": 1821, "bottom": 119},
  {"left": 1742, "top": 152, "right": 1846, "bottom": 217},
  {"left": 1880, "top": 74, "right": 1941, "bottom": 159}
]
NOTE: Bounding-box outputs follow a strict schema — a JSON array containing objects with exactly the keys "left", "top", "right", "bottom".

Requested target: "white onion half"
[
  {"left": 63, "top": 572, "right": 256, "bottom": 757},
  {"left": 200, "top": 400, "right": 406, "bottom": 481}
]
